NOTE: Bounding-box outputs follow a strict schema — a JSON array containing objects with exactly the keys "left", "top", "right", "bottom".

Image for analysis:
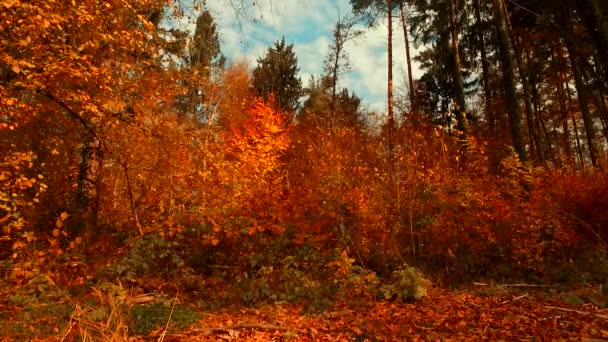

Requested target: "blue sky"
[{"left": 171, "top": 0, "right": 424, "bottom": 111}]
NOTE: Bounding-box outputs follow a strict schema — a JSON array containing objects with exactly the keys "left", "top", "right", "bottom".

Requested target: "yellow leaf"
[
  {"left": 60, "top": 212, "right": 68, "bottom": 220},
  {"left": 351, "top": 326, "right": 363, "bottom": 335},
  {"left": 52, "top": 228, "right": 60, "bottom": 237},
  {"left": 56, "top": 218, "right": 63, "bottom": 228},
  {"left": 75, "top": 237, "right": 82, "bottom": 245},
  {"left": 11, "top": 65, "right": 20, "bottom": 74},
  {"left": 211, "top": 238, "right": 219, "bottom": 246}
]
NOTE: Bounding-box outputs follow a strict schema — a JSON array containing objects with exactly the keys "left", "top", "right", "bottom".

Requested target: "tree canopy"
[{"left": 252, "top": 37, "right": 303, "bottom": 113}]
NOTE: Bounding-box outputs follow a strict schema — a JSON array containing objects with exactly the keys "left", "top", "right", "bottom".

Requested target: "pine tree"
[
  {"left": 300, "top": 76, "right": 364, "bottom": 129},
  {"left": 189, "top": 10, "right": 226, "bottom": 72},
  {"left": 493, "top": 0, "right": 526, "bottom": 161},
  {"left": 252, "top": 38, "right": 302, "bottom": 113}
]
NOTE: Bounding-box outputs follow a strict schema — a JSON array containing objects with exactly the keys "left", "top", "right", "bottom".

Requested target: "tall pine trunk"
[
  {"left": 562, "top": 8, "right": 599, "bottom": 166},
  {"left": 399, "top": 1, "right": 415, "bottom": 113},
  {"left": 473, "top": 0, "right": 494, "bottom": 136},
  {"left": 388, "top": 0, "right": 395, "bottom": 173},
  {"left": 493, "top": 0, "right": 526, "bottom": 161},
  {"left": 577, "top": 0, "right": 608, "bottom": 87},
  {"left": 507, "top": 20, "right": 543, "bottom": 163},
  {"left": 449, "top": 0, "right": 468, "bottom": 137}
]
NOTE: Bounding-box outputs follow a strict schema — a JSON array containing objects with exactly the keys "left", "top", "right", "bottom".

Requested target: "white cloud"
[{"left": 168, "top": 0, "right": 424, "bottom": 112}]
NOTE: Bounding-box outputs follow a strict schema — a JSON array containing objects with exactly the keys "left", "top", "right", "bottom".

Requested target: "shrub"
[
  {"left": 111, "top": 234, "right": 185, "bottom": 281},
  {"left": 378, "top": 267, "right": 431, "bottom": 302}
]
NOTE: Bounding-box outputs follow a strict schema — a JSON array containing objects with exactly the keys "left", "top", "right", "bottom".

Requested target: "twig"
[
  {"left": 545, "top": 305, "right": 608, "bottom": 320},
  {"left": 499, "top": 294, "right": 528, "bottom": 305},
  {"left": 474, "top": 282, "right": 556, "bottom": 288},
  {"left": 158, "top": 290, "right": 179, "bottom": 342},
  {"left": 561, "top": 211, "right": 608, "bottom": 251},
  {"left": 208, "top": 265, "right": 241, "bottom": 269},
  {"left": 193, "top": 323, "right": 297, "bottom": 333}
]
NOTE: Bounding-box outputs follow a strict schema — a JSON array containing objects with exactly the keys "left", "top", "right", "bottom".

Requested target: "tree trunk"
[
  {"left": 399, "top": 1, "right": 415, "bottom": 114},
  {"left": 565, "top": 76, "right": 585, "bottom": 169},
  {"left": 591, "top": 90, "right": 608, "bottom": 143},
  {"left": 598, "top": 86, "right": 608, "bottom": 141},
  {"left": 493, "top": 0, "right": 527, "bottom": 161},
  {"left": 473, "top": 0, "right": 494, "bottom": 136},
  {"left": 330, "top": 50, "right": 339, "bottom": 128},
  {"left": 388, "top": 0, "right": 395, "bottom": 174},
  {"left": 563, "top": 119, "right": 572, "bottom": 164},
  {"left": 572, "top": 115, "right": 585, "bottom": 169},
  {"left": 73, "top": 134, "right": 103, "bottom": 245},
  {"left": 558, "top": 70, "right": 573, "bottom": 162},
  {"left": 562, "top": 10, "right": 599, "bottom": 166},
  {"left": 449, "top": 0, "right": 468, "bottom": 137},
  {"left": 576, "top": 0, "right": 608, "bottom": 87},
  {"left": 531, "top": 73, "right": 556, "bottom": 166},
  {"left": 39, "top": 90, "right": 103, "bottom": 246},
  {"left": 507, "top": 21, "right": 543, "bottom": 163}
]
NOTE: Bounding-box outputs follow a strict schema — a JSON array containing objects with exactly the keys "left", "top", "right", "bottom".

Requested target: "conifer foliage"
[{"left": 252, "top": 37, "right": 302, "bottom": 113}]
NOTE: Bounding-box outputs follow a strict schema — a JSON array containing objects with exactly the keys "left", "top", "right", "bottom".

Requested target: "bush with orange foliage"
[{"left": 281, "top": 113, "right": 606, "bottom": 280}]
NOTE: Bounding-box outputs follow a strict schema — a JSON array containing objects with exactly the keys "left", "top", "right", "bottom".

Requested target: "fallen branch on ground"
[
  {"left": 193, "top": 323, "right": 298, "bottom": 333},
  {"left": 545, "top": 306, "right": 608, "bottom": 320},
  {"left": 499, "top": 294, "right": 528, "bottom": 305},
  {"left": 474, "top": 282, "right": 557, "bottom": 288}
]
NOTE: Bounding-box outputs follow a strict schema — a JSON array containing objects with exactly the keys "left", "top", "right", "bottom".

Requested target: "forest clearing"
[{"left": 1, "top": 0, "right": 608, "bottom": 340}]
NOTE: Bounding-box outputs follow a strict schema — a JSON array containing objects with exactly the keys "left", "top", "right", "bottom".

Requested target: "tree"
[
  {"left": 560, "top": 5, "right": 599, "bottom": 166},
  {"left": 0, "top": 0, "right": 173, "bottom": 245},
  {"left": 398, "top": 1, "right": 416, "bottom": 113},
  {"left": 472, "top": 0, "right": 495, "bottom": 135},
  {"left": 178, "top": 10, "right": 226, "bottom": 122},
  {"left": 448, "top": 0, "right": 468, "bottom": 138},
  {"left": 575, "top": 0, "right": 608, "bottom": 88},
  {"left": 252, "top": 38, "right": 302, "bottom": 114},
  {"left": 349, "top": 0, "right": 395, "bottom": 171},
  {"left": 300, "top": 75, "right": 365, "bottom": 129},
  {"left": 408, "top": 0, "right": 470, "bottom": 138},
  {"left": 388, "top": 0, "right": 395, "bottom": 173},
  {"left": 493, "top": 0, "right": 527, "bottom": 161},
  {"left": 189, "top": 10, "right": 226, "bottom": 72},
  {"left": 324, "top": 14, "right": 363, "bottom": 127}
]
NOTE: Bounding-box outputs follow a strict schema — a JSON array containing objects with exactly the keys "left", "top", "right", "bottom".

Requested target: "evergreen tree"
[
  {"left": 300, "top": 76, "right": 365, "bottom": 129},
  {"left": 189, "top": 10, "right": 226, "bottom": 72},
  {"left": 177, "top": 10, "right": 225, "bottom": 121},
  {"left": 252, "top": 38, "right": 302, "bottom": 113}
]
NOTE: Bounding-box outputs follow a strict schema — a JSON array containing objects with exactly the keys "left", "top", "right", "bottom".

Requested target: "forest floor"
[{"left": 1, "top": 268, "right": 607, "bottom": 341}]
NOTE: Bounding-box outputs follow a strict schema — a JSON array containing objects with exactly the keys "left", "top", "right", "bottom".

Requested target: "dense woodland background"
[{"left": 1, "top": 0, "right": 608, "bottom": 339}]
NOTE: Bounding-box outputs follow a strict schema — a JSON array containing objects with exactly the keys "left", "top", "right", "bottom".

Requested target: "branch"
[
  {"left": 545, "top": 306, "right": 608, "bottom": 320},
  {"left": 38, "top": 89, "right": 99, "bottom": 139},
  {"left": 193, "top": 323, "right": 298, "bottom": 333},
  {"left": 473, "top": 282, "right": 558, "bottom": 288},
  {"left": 499, "top": 294, "right": 528, "bottom": 305}
]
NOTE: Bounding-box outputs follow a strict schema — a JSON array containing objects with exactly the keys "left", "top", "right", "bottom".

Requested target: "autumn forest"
[{"left": 1, "top": 0, "right": 608, "bottom": 340}]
